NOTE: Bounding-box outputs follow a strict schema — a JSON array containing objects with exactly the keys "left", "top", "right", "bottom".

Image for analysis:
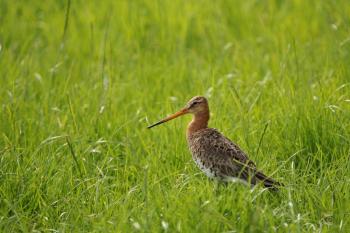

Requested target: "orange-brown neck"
[{"left": 187, "top": 109, "right": 210, "bottom": 136}]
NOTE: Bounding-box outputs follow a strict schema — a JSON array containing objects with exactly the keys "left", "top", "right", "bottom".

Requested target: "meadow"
[{"left": 1, "top": 0, "right": 350, "bottom": 232}]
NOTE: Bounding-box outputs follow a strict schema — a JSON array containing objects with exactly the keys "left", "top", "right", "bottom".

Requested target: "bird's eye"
[{"left": 191, "top": 101, "right": 199, "bottom": 107}]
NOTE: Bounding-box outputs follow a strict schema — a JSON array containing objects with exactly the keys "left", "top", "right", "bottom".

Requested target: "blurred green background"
[{"left": 1, "top": 0, "right": 350, "bottom": 232}]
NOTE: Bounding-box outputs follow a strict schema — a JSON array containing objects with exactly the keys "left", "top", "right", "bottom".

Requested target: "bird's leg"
[
  {"left": 213, "top": 179, "right": 221, "bottom": 195},
  {"left": 213, "top": 179, "right": 228, "bottom": 195}
]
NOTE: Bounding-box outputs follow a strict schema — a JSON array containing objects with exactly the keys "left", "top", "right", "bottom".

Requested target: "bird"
[{"left": 148, "top": 96, "right": 283, "bottom": 190}]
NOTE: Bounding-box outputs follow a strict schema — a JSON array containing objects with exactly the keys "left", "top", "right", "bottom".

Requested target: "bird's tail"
[{"left": 255, "top": 171, "right": 284, "bottom": 190}]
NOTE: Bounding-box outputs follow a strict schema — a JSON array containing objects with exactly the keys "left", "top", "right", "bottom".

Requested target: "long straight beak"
[{"left": 147, "top": 108, "right": 189, "bottom": 129}]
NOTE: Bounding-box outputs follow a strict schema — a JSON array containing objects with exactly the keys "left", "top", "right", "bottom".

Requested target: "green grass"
[{"left": 1, "top": 0, "right": 350, "bottom": 232}]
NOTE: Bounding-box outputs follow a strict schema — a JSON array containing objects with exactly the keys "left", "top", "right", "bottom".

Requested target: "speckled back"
[{"left": 186, "top": 128, "right": 258, "bottom": 181}]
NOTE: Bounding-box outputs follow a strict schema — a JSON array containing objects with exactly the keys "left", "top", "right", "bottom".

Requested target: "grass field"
[{"left": 1, "top": 0, "right": 350, "bottom": 232}]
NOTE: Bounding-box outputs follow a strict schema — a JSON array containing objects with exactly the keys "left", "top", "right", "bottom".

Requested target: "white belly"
[
  {"left": 193, "top": 156, "right": 216, "bottom": 178},
  {"left": 193, "top": 156, "right": 251, "bottom": 187}
]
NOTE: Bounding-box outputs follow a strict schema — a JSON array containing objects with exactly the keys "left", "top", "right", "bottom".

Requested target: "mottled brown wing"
[
  {"left": 205, "top": 129, "right": 256, "bottom": 168},
  {"left": 190, "top": 128, "right": 281, "bottom": 188},
  {"left": 199, "top": 129, "right": 282, "bottom": 188},
  {"left": 191, "top": 128, "right": 258, "bottom": 182}
]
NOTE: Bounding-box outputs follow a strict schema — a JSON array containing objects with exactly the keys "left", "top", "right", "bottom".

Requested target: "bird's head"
[
  {"left": 147, "top": 96, "right": 208, "bottom": 129},
  {"left": 185, "top": 96, "right": 208, "bottom": 114}
]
